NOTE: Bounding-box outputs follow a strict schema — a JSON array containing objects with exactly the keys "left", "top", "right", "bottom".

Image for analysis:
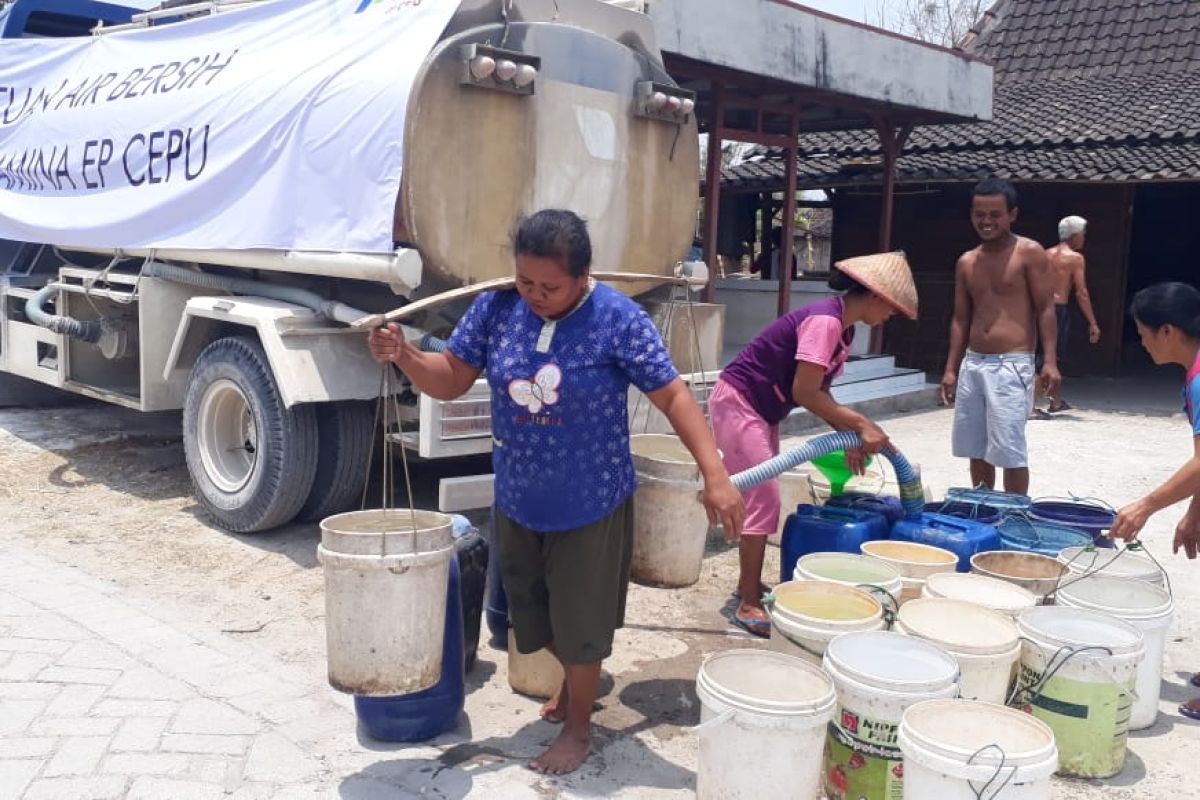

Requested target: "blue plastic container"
[
  {"left": 945, "top": 487, "right": 1031, "bottom": 512},
  {"left": 824, "top": 492, "right": 906, "bottom": 527},
  {"left": 890, "top": 512, "right": 1001, "bottom": 571},
  {"left": 998, "top": 516, "right": 1093, "bottom": 558},
  {"left": 354, "top": 556, "right": 465, "bottom": 742},
  {"left": 484, "top": 529, "right": 508, "bottom": 649},
  {"left": 923, "top": 501, "right": 1002, "bottom": 526},
  {"left": 779, "top": 504, "right": 889, "bottom": 583},
  {"left": 1030, "top": 500, "right": 1116, "bottom": 548}
]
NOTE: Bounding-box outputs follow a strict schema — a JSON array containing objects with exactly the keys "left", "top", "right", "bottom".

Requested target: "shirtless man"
[
  {"left": 1033, "top": 215, "right": 1100, "bottom": 415},
  {"left": 940, "top": 178, "right": 1061, "bottom": 495}
]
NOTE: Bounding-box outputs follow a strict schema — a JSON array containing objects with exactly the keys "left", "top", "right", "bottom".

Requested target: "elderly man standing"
[
  {"left": 941, "top": 178, "right": 1061, "bottom": 495},
  {"left": 1031, "top": 215, "right": 1101, "bottom": 416}
]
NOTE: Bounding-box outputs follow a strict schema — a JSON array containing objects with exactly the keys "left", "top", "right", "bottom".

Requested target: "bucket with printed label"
[
  {"left": 822, "top": 630, "right": 959, "bottom": 800},
  {"left": 1055, "top": 574, "right": 1173, "bottom": 730},
  {"left": 1015, "top": 606, "right": 1145, "bottom": 778}
]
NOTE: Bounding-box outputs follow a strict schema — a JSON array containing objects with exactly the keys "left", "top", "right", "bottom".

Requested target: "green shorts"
[{"left": 495, "top": 498, "right": 635, "bottom": 665}]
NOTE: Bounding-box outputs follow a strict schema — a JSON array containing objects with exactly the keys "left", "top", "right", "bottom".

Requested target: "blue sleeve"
[
  {"left": 446, "top": 293, "right": 495, "bottom": 369},
  {"left": 615, "top": 307, "right": 680, "bottom": 393},
  {"left": 1190, "top": 376, "right": 1200, "bottom": 436}
]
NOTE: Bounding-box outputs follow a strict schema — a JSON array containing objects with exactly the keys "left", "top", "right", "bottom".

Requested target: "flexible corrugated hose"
[{"left": 729, "top": 430, "right": 925, "bottom": 519}]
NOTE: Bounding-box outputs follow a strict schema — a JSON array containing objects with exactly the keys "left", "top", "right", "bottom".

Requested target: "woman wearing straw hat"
[{"left": 710, "top": 251, "right": 919, "bottom": 636}]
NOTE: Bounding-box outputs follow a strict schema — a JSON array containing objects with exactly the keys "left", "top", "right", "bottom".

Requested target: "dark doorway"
[{"left": 1121, "top": 183, "right": 1200, "bottom": 374}]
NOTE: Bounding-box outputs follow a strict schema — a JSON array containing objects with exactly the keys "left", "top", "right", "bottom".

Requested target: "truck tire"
[
  {"left": 295, "top": 400, "right": 375, "bottom": 523},
  {"left": 183, "top": 336, "right": 319, "bottom": 533}
]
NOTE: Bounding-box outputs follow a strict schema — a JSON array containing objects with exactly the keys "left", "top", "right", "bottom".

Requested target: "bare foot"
[
  {"left": 529, "top": 727, "right": 591, "bottom": 775},
  {"left": 540, "top": 680, "right": 569, "bottom": 723}
]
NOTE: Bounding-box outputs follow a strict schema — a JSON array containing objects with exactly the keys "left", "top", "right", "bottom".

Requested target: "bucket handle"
[
  {"left": 856, "top": 583, "right": 899, "bottom": 627},
  {"left": 1052, "top": 540, "right": 1172, "bottom": 600},
  {"left": 689, "top": 708, "right": 735, "bottom": 734},
  {"left": 1031, "top": 493, "right": 1117, "bottom": 515},
  {"left": 966, "top": 744, "right": 1017, "bottom": 800},
  {"left": 1007, "top": 641, "right": 1115, "bottom": 708}
]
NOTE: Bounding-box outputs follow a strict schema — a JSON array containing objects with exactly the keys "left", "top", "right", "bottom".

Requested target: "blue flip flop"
[{"left": 733, "top": 607, "right": 770, "bottom": 638}]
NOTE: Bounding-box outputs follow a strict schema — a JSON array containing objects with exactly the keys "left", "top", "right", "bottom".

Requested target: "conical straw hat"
[{"left": 833, "top": 251, "right": 918, "bottom": 320}]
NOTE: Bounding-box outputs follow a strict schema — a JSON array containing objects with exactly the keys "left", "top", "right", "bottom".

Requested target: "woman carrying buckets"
[
  {"left": 367, "top": 209, "right": 744, "bottom": 774},
  {"left": 711, "top": 252, "right": 919, "bottom": 636},
  {"left": 1110, "top": 281, "right": 1200, "bottom": 719}
]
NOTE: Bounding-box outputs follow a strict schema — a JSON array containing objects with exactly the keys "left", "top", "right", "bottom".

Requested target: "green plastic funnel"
[{"left": 811, "top": 449, "right": 873, "bottom": 497}]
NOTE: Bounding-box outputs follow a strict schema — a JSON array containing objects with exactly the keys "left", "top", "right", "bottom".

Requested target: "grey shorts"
[{"left": 951, "top": 351, "right": 1035, "bottom": 469}]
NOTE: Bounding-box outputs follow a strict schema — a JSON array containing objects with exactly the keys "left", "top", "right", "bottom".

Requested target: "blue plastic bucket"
[
  {"left": 922, "top": 501, "right": 1002, "bottom": 526},
  {"left": 945, "top": 487, "right": 1031, "bottom": 511},
  {"left": 998, "top": 516, "right": 1092, "bottom": 558},
  {"left": 1030, "top": 500, "right": 1116, "bottom": 548},
  {"left": 354, "top": 556, "right": 465, "bottom": 742}
]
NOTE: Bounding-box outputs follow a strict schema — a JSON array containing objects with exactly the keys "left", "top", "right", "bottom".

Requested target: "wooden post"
[
  {"left": 702, "top": 84, "right": 724, "bottom": 304},
  {"left": 759, "top": 192, "right": 774, "bottom": 280},
  {"left": 869, "top": 117, "right": 912, "bottom": 352},
  {"left": 777, "top": 111, "right": 800, "bottom": 317}
]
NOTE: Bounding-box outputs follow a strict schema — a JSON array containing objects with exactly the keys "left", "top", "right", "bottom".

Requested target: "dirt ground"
[{"left": 2, "top": 374, "right": 1199, "bottom": 798}]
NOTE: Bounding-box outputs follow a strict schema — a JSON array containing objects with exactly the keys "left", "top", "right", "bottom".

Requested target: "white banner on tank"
[{"left": 0, "top": 0, "right": 459, "bottom": 253}]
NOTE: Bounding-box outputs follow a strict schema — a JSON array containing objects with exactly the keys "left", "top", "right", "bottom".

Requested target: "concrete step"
[
  {"left": 831, "top": 367, "right": 927, "bottom": 405},
  {"left": 836, "top": 354, "right": 897, "bottom": 382},
  {"left": 781, "top": 382, "right": 941, "bottom": 435}
]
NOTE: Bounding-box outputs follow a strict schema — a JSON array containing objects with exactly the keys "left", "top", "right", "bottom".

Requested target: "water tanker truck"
[{"left": 0, "top": 0, "right": 701, "bottom": 531}]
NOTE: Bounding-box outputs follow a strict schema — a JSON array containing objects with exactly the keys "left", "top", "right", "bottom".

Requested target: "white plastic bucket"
[
  {"left": 318, "top": 509, "right": 454, "bottom": 696},
  {"left": 971, "top": 550, "right": 1066, "bottom": 601},
  {"left": 794, "top": 552, "right": 904, "bottom": 608},
  {"left": 766, "top": 580, "right": 885, "bottom": 665},
  {"left": 507, "top": 638, "right": 564, "bottom": 700},
  {"left": 896, "top": 598, "right": 1020, "bottom": 704},
  {"left": 822, "top": 631, "right": 959, "bottom": 800},
  {"left": 899, "top": 699, "right": 1058, "bottom": 800},
  {"left": 1055, "top": 574, "right": 1173, "bottom": 730},
  {"left": 923, "top": 571, "right": 1038, "bottom": 618},
  {"left": 861, "top": 540, "right": 958, "bottom": 605},
  {"left": 770, "top": 468, "right": 819, "bottom": 546},
  {"left": 1016, "top": 606, "right": 1145, "bottom": 778},
  {"left": 630, "top": 434, "right": 708, "bottom": 587},
  {"left": 1058, "top": 546, "right": 1166, "bottom": 587},
  {"left": 695, "top": 649, "right": 836, "bottom": 800}
]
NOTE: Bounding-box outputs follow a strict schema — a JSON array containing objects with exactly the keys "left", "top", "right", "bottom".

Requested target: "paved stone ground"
[
  {"left": 4, "top": 376, "right": 1200, "bottom": 799},
  {"left": 0, "top": 543, "right": 350, "bottom": 799}
]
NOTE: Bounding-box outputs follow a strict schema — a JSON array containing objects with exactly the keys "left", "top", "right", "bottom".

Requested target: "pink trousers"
[{"left": 709, "top": 379, "right": 779, "bottom": 535}]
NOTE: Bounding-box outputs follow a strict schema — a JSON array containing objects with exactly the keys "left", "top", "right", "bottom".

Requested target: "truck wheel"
[
  {"left": 183, "top": 336, "right": 318, "bottom": 533},
  {"left": 295, "top": 400, "right": 375, "bottom": 523}
]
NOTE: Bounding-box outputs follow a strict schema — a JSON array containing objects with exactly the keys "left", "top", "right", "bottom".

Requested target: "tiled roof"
[
  {"left": 965, "top": 0, "right": 1200, "bottom": 83},
  {"left": 721, "top": 1, "right": 1200, "bottom": 189},
  {"left": 723, "top": 137, "right": 1200, "bottom": 189}
]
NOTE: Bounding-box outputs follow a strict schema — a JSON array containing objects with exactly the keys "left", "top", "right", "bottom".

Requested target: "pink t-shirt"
[{"left": 795, "top": 315, "right": 850, "bottom": 378}]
